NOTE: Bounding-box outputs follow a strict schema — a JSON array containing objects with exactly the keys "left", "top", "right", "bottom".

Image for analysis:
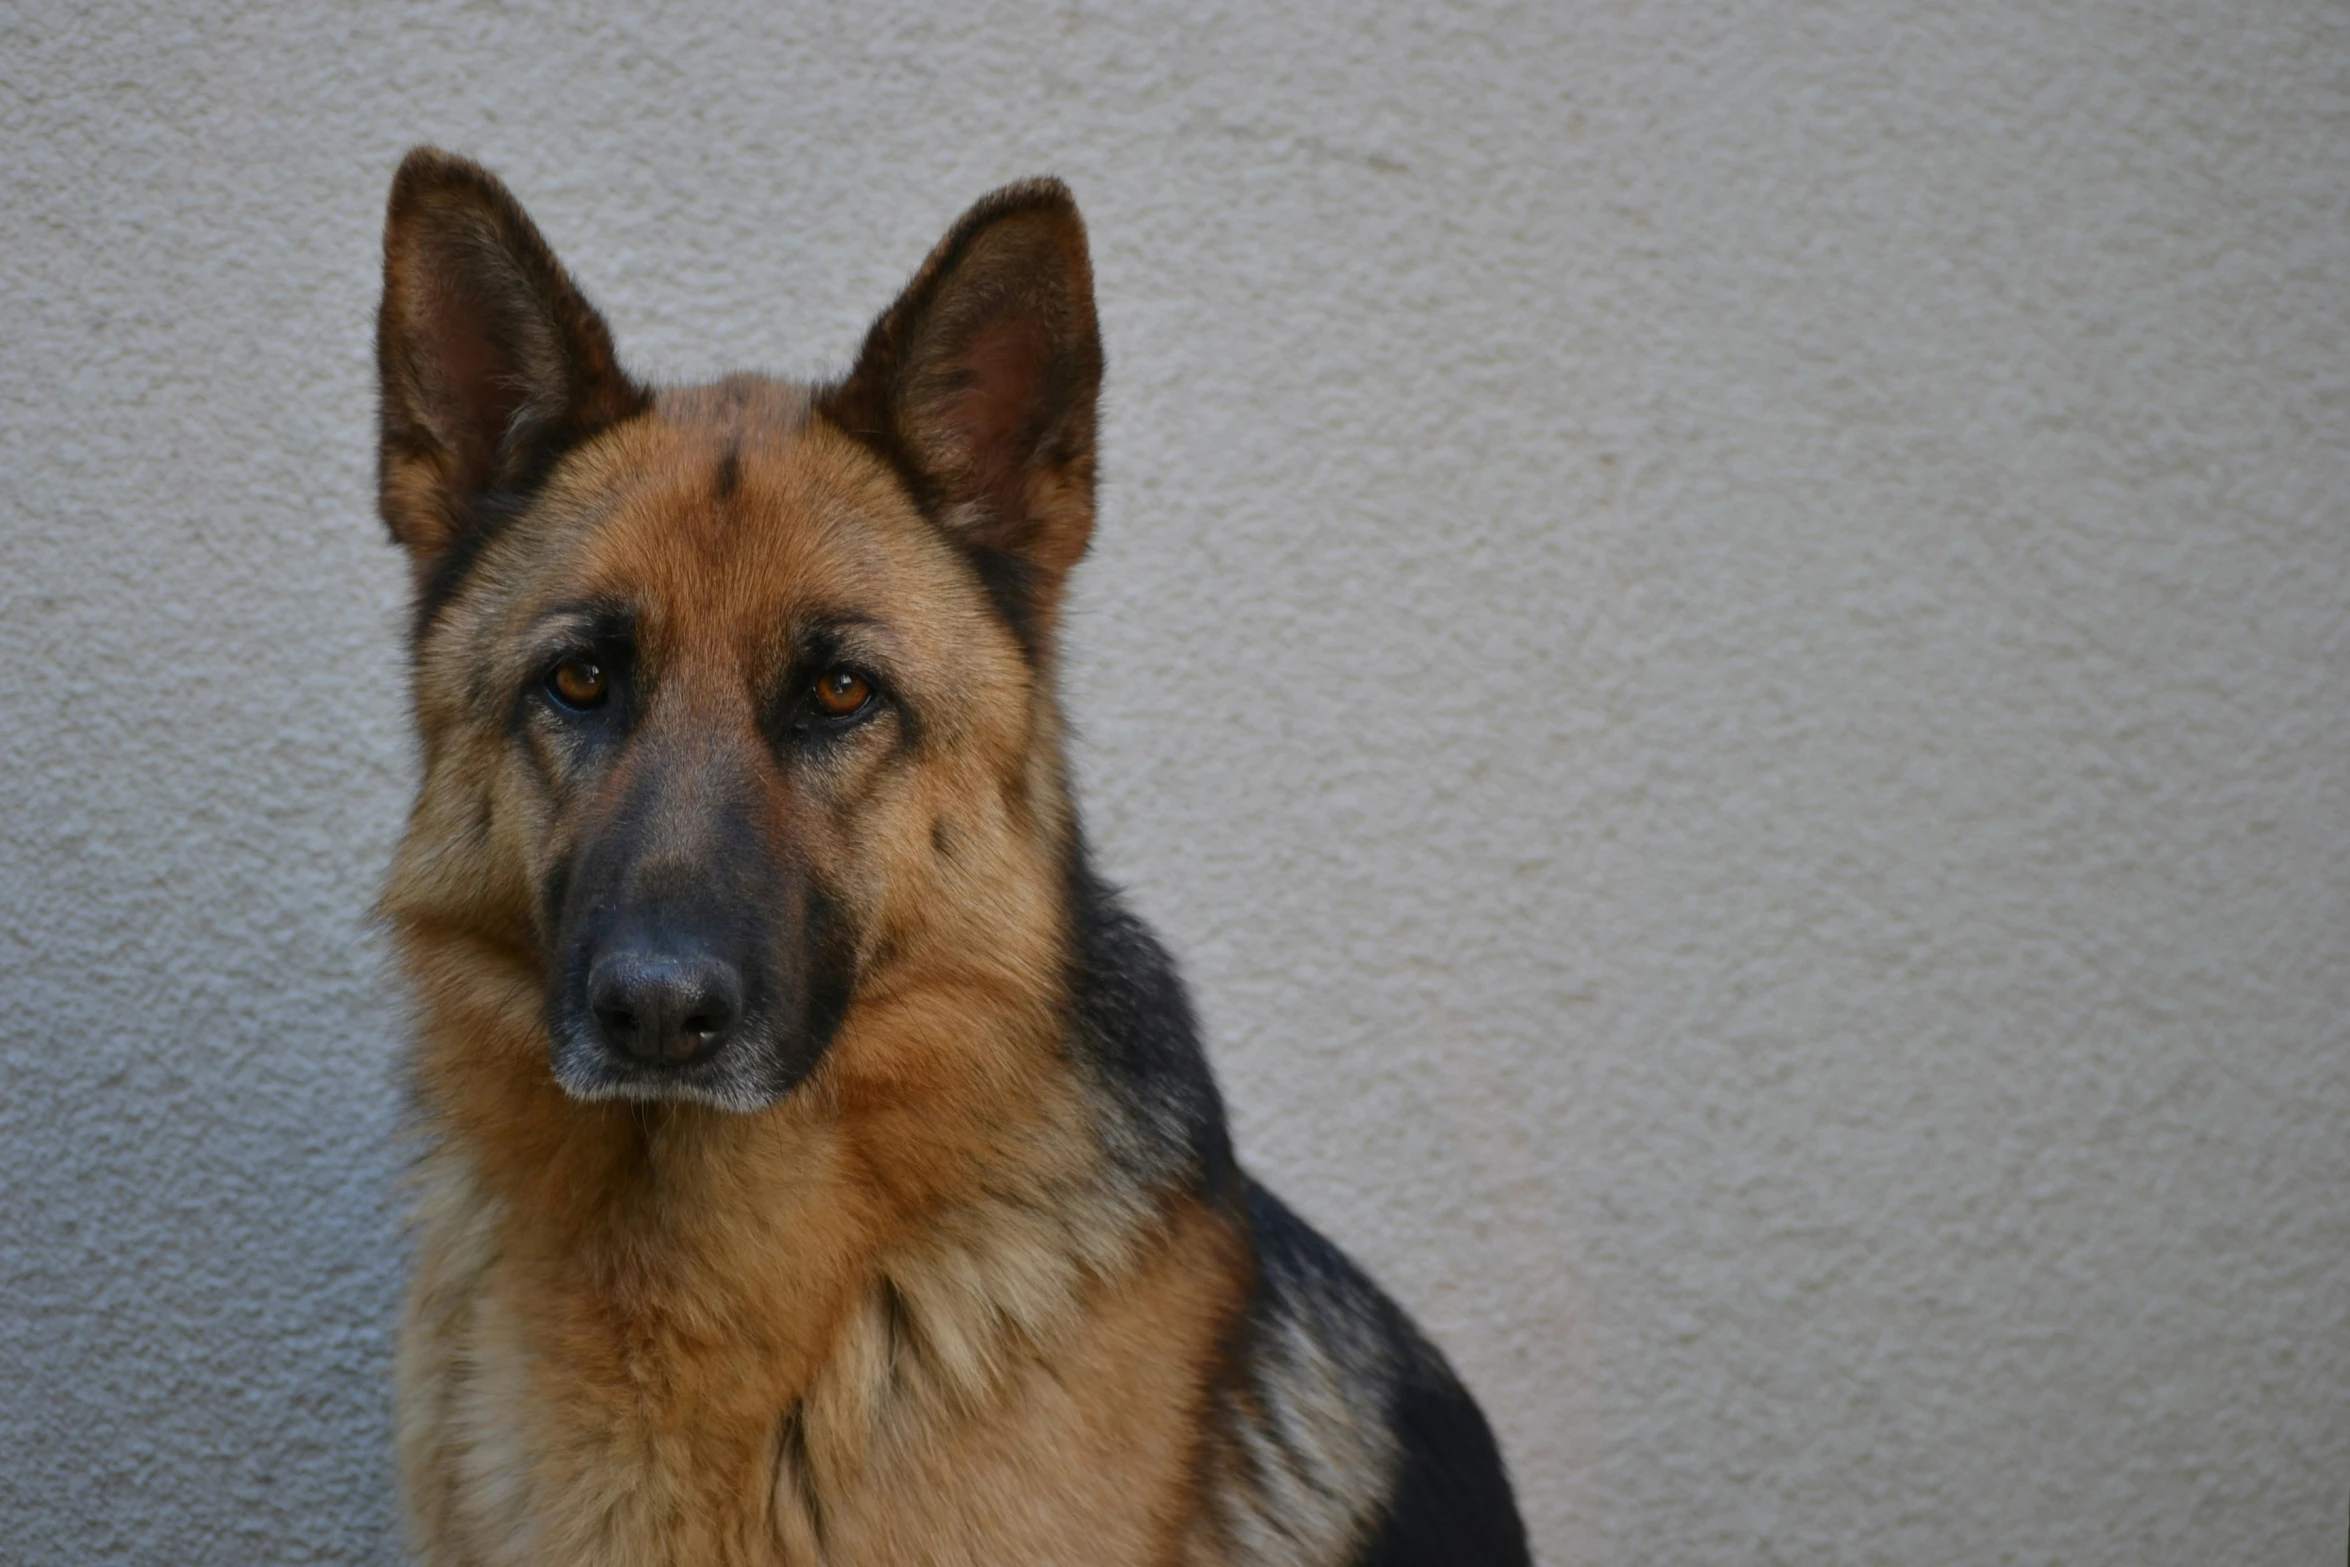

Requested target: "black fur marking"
[
  {"left": 878, "top": 1276, "right": 914, "bottom": 1385},
  {"left": 536, "top": 857, "right": 574, "bottom": 951},
  {"left": 790, "top": 881, "right": 858, "bottom": 1092},
  {"left": 713, "top": 444, "right": 741, "bottom": 500},
  {"left": 962, "top": 543, "right": 1043, "bottom": 665},
  {"left": 1242, "top": 1180, "right": 1361, "bottom": 1305},
  {"left": 413, "top": 490, "right": 525, "bottom": 640},
  {"left": 1238, "top": 1183, "right": 1530, "bottom": 1567},
  {"left": 777, "top": 1403, "right": 826, "bottom": 1547},
  {"left": 1062, "top": 852, "right": 1236, "bottom": 1197},
  {"left": 1354, "top": 1373, "right": 1530, "bottom": 1567}
]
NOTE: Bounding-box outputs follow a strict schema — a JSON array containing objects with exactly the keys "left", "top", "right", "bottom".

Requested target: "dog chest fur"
[{"left": 397, "top": 1134, "right": 1251, "bottom": 1567}]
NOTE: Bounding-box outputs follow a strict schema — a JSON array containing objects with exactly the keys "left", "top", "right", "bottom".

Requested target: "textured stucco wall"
[{"left": 3, "top": 2, "right": 2345, "bottom": 1562}]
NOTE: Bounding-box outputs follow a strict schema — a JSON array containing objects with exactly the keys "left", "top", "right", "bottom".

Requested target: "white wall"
[{"left": 3, "top": 2, "right": 2344, "bottom": 1562}]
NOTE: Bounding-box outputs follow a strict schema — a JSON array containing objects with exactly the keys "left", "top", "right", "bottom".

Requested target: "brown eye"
[
  {"left": 812, "top": 667, "right": 871, "bottom": 717},
  {"left": 548, "top": 657, "right": 609, "bottom": 710}
]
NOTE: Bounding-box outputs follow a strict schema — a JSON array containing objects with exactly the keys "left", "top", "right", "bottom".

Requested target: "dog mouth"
[{"left": 546, "top": 1007, "right": 808, "bottom": 1113}]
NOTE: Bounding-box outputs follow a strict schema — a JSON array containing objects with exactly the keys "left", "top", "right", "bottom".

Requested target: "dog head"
[{"left": 377, "top": 151, "right": 1098, "bottom": 1112}]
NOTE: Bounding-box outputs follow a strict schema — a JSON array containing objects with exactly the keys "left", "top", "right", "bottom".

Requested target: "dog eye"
[
  {"left": 811, "top": 667, "right": 871, "bottom": 718},
  {"left": 547, "top": 657, "right": 609, "bottom": 710}
]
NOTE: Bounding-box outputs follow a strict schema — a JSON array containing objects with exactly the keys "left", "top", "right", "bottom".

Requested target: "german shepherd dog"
[{"left": 374, "top": 148, "right": 1528, "bottom": 1567}]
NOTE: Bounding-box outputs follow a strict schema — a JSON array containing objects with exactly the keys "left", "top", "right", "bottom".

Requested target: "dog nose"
[{"left": 587, "top": 949, "right": 741, "bottom": 1066}]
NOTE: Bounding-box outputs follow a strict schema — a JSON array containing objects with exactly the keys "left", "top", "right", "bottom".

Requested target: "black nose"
[{"left": 587, "top": 949, "right": 741, "bottom": 1067}]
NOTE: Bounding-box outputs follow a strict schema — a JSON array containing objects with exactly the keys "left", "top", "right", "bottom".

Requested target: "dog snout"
[{"left": 587, "top": 947, "right": 743, "bottom": 1067}]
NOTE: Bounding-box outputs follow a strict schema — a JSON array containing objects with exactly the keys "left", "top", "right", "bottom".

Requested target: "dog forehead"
[{"left": 545, "top": 382, "right": 959, "bottom": 641}]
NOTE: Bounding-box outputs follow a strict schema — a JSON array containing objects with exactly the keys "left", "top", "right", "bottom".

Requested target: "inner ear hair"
[
  {"left": 822, "top": 180, "right": 1103, "bottom": 656},
  {"left": 376, "top": 147, "right": 646, "bottom": 574}
]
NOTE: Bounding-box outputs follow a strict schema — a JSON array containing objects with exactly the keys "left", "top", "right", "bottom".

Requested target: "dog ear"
[
  {"left": 822, "top": 180, "right": 1102, "bottom": 656},
  {"left": 376, "top": 147, "right": 647, "bottom": 575}
]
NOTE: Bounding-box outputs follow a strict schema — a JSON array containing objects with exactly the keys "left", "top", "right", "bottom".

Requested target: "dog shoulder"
[
  {"left": 1204, "top": 1180, "right": 1532, "bottom": 1567},
  {"left": 1058, "top": 872, "right": 1528, "bottom": 1565}
]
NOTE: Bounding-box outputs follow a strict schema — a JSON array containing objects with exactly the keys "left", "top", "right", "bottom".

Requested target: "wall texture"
[{"left": 2, "top": 2, "right": 2344, "bottom": 1562}]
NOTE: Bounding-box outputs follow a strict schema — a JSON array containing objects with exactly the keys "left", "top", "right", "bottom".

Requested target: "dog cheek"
[{"left": 831, "top": 753, "right": 943, "bottom": 953}]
